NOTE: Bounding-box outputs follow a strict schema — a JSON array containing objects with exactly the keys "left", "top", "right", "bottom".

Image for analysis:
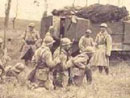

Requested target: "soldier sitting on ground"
[{"left": 5, "top": 63, "right": 25, "bottom": 83}]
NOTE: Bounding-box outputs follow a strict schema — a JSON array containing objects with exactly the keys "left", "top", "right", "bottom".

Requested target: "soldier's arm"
[
  {"left": 45, "top": 51, "right": 59, "bottom": 68},
  {"left": 63, "top": 57, "right": 74, "bottom": 69},
  {"left": 106, "top": 35, "right": 112, "bottom": 56},
  {"left": 73, "top": 56, "right": 87, "bottom": 69},
  {"left": 91, "top": 38, "right": 96, "bottom": 47}
]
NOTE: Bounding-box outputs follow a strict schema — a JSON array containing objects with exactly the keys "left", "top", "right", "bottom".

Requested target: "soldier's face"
[
  {"left": 29, "top": 27, "right": 34, "bottom": 31},
  {"left": 100, "top": 27, "right": 106, "bottom": 33},
  {"left": 64, "top": 44, "right": 71, "bottom": 50},
  {"left": 85, "top": 33, "right": 90, "bottom": 37},
  {"left": 48, "top": 43, "right": 53, "bottom": 48}
]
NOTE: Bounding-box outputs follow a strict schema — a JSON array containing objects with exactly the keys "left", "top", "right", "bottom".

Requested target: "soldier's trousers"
[
  {"left": 85, "top": 67, "right": 92, "bottom": 84},
  {"left": 85, "top": 53, "right": 93, "bottom": 84},
  {"left": 53, "top": 71, "right": 69, "bottom": 89}
]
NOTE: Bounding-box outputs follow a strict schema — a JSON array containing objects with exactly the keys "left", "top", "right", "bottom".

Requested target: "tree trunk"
[
  {"left": 12, "top": 0, "right": 18, "bottom": 29},
  {"left": 4, "top": 0, "right": 12, "bottom": 49},
  {"left": 72, "top": 0, "right": 76, "bottom": 7},
  {"left": 98, "top": 0, "right": 100, "bottom": 4},
  {"left": 43, "top": 0, "right": 48, "bottom": 17},
  {"left": 86, "top": 0, "right": 88, "bottom": 7}
]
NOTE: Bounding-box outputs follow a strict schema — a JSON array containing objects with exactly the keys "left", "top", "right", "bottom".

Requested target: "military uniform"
[
  {"left": 29, "top": 36, "right": 59, "bottom": 90},
  {"left": 79, "top": 29, "right": 95, "bottom": 62},
  {"left": 79, "top": 36, "right": 95, "bottom": 53},
  {"left": 90, "top": 23, "right": 112, "bottom": 74},
  {"left": 53, "top": 38, "right": 73, "bottom": 88},
  {"left": 20, "top": 23, "right": 40, "bottom": 64},
  {"left": 70, "top": 52, "right": 92, "bottom": 85}
]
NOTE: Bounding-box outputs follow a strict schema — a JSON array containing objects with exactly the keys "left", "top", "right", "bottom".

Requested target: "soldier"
[
  {"left": 5, "top": 63, "right": 25, "bottom": 80},
  {"left": 90, "top": 23, "right": 112, "bottom": 75},
  {"left": 44, "top": 26, "right": 54, "bottom": 38},
  {"left": 53, "top": 38, "right": 73, "bottom": 89},
  {"left": 79, "top": 29, "right": 95, "bottom": 55},
  {"left": 70, "top": 52, "right": 92, "bottom": 86},
  {"left": 79, "top": 29, "right": 95, "bottom": 84},
  {"left": 20, "top": 23, "right": 41, "bottom": 65},
  {"left": 28, "top": 36, "right": 60, "bottom": 90}
]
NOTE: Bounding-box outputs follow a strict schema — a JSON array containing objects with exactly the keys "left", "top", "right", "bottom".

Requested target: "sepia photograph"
[{"left": 0, "top": 0, "right": 130, "bottom": 98}]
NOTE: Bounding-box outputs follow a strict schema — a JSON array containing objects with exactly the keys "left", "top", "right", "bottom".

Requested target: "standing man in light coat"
[{"left": 90, "top": 23, "right": 112, "bottom": 75}]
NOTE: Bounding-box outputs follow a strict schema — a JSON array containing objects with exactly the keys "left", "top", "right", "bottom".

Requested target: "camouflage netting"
[{"left": 52, "top": 4, "right": 129, "bottom": 23}]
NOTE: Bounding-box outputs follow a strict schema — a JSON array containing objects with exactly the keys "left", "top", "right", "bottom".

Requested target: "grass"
[{"left": 0, "top": 17, "right": 130, "bottom": 98}]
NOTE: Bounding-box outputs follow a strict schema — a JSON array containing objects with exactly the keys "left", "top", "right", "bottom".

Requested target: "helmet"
[
  {"left": 28, "top": 23, "right": 35, "bottom": 27},
  {"left": 85, "top": 29, "right": 92, "bottom": 34},
  {"left": 43, "top": 36, "right": 55, "bottom": 45},
  {"left": 49, "top": 26, "right": 54, "bottom": 32},
  {"left": 61, "top": 38, "right": 72, "bottom": 46},
  {"left": 0, "top": 38, "right": 3, "bottom": 43},
  {"left": 100, "top": 23, "right": 108, "bottom": 28},
  {"left": 13, "top": 63, "right": 25, "bottom": 73},
  {"left": 49, "top": 26, "right": 54, "bottom": 30}
]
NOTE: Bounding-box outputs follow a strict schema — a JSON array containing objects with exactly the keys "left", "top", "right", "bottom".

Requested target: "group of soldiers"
[{"left": 0, "top": 22, "right": 112, "bottom": 90}]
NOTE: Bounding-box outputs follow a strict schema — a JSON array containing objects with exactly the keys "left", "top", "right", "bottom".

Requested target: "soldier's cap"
[
  {"left": 28, "top": 23, "right": 35, "bottom": 27},
  {"left": 61, "top": 38, "right": 72, "bottom": 46},
  {"left": 100, "top": 23, "right": 108, "bottom": 28},
  {"left": 13, "top": 63, "right": 25, "bottom": 73},
  {"left": 44, "top": 36, "right": 55, "bottom": 45},
  {"left": 0, "top": 38, "right": 3, "bottom": 43},
  {"left": 85, "top": 29, "right": 92, "bottom": 34}
]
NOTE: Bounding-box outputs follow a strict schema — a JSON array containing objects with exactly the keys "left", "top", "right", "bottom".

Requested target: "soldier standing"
[
  {"left": 79, "top": 29, "right": 95, "bottom": 58},
  {"left": 29, "top": 36, "right": 60, "bottom": 90},
  {"left": 20, "top": 23, "right": 41, "bottom": 65},
  {"left": 90, "top": 23, "right": 112, "bottom": 75}
]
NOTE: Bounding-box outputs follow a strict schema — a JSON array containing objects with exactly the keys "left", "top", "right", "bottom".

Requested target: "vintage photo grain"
[{"left": 0, "top": 0, "right": 130, "bottom": 98}]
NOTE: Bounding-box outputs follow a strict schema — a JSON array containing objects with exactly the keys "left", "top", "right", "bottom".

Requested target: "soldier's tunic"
[
  {"left": 79, "top": 36, "right": 95, "bottom": 53},
  {"left": 21, "top": 29, "right": 40, "bottom": 61},
  {"left": 31, "top": 45, "right": 59, "bottom": 89},
  {"left": 90, "top": 31, "right": 112, "bottom": 67},
  {"left": 53, "top": 47, "right": 73, "bottom": 87}
]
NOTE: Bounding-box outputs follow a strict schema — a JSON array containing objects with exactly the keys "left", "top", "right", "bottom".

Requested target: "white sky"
[{"left": 0, "top": 0, "right": 130, "bottom": 21}]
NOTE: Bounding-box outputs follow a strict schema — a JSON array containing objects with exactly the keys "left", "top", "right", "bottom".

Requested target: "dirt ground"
[{"left": 0, "top": 20, "right": 130, "bottom": 98}]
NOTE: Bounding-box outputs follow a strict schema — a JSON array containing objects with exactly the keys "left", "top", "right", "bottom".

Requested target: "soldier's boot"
[
  {"left": 104, "top": 66, "right": 109, "bottom": 75},
  {"left": 86, "top": 68, "right": 92, "bottom": 84},
  {"left": 98, "top": 66, "right": 103, "bottom": 73}
]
